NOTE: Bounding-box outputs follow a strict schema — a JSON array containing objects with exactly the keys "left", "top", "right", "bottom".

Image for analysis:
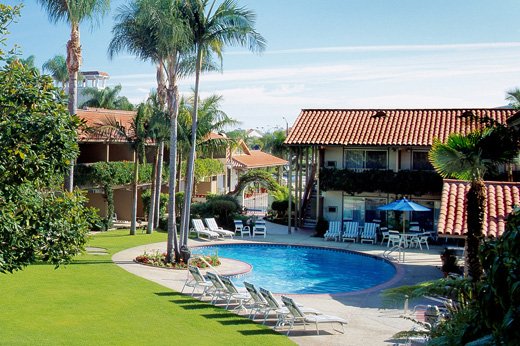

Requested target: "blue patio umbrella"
[{"left": 378, "top": 198, "right": 430, "bottom": 233}]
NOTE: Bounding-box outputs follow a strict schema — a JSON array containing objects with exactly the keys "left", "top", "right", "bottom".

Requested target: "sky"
[{"left": 5, "top": 0, "right": 520, "bottom": 130}]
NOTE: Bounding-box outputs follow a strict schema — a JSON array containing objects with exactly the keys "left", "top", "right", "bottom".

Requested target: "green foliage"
[
  {"left": 228, "top": 170, "right": 283, "bottom": 196},
  {"left": 320, "top": 168, "right": 443, "bottom": 195},
  {"left": 0, "top": 4, "right": 21, "bottom": 59},
  {"left": 75, "top": 161, "right": 164, "bottom": 187},
  {"left": 141, "top": 190, "right": 168, "bottom": 219},
  {"left": 80, "top": 84, "right": 134, "bottom": 110},
  {"left": 194, "top": 158, "right": 224, "bottom": 182},
  {"left": 0, "top": 56, "right": 97, "bottom": 273},
  {"left": 189, "top": 194, "right": 241, "bottom": 228}
]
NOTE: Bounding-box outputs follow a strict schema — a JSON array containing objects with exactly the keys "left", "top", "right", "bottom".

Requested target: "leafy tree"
[
  {"left": 429, "top": 125, "right": 518, "bottom": 282},
  {"left": 0, "top": 57, "right": 95, "bottom": 273},
  {"left": 261, "top": 130, "right": 286, "bottom": 158},
  {"left": 37, "top": 0, "right": 111, "bottom": 191},
  {"left": 0, "top": 4, "right": 21, "bottom": 58},
  {"left": 80, "top": 84, "right": 134, "bottom": 110},
  {"left": 42, "top": 54, "right": 68, "bottom": 89},
  {"left": 179, "top": 0, "right": 266, "bottom": 247}
]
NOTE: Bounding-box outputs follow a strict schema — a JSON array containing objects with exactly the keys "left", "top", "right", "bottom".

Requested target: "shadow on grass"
[
  {"left": 200, "top": 313, "right": 239, "bottom": 319},
  {"left": 154, "top": 292, "right": 185, "bottom": 297},
  {"left": 69, "top": 260, "right": 114, "bottom": 265},
  {"left": 178, "top": 303, "right": 214, "bottom": 310},
  {"left": 238, "top": 329, "right": 282, "bottom": 336}
]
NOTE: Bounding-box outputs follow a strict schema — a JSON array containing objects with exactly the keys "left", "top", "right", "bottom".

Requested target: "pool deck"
[{"left": 112, "top": 221, "right": 445, "bottom": 346}]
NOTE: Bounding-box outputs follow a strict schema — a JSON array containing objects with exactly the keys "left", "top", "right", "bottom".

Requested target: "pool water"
[{"left": 192, "top": 244, "right": 396, "bottom": 294}]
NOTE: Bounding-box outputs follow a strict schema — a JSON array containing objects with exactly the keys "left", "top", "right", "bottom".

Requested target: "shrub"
[{"left": 135, "top": 250, "right": 220, "bottom": 269}]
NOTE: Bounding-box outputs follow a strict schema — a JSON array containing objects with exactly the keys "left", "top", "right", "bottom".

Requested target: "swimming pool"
[{"left": 192, "top": 244, "right": 396, "bottom": 294}]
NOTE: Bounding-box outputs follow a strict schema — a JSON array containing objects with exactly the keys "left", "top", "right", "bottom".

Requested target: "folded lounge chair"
[
  {"left": 342, "top": 221, "right": 359, "bottom": 243},
  {"left": 204, "top": 218, "right": 234, "bottom": 238},
  {"left": 281, "top": 295, "right": 347, "bottom": 335},
  {"left": 190, "top": 219, "right": 220, "bottom": 240},
  {"left": 324, "top": 221, "right": 341, "bottom": 241},
  {"left": 181, "top": 265, "right": 213, "bottom": 299},
  {"left": 243, "top": 282, "right": 270, "bottom": 320}
]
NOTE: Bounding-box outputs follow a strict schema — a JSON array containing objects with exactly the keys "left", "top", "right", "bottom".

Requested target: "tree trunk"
[
  {"left": 181, "top": 47, "right": 203, "bottom": 247},
  {"left": 130, "top": 151, "right": 139, "bottom": 235},
  {"left": 154, "top": 140, "right": 164, "bottom": 228},
  {"left": 147, "top": 145, "right": 159, "bottom": 234},
  {"left": 465, "top": 179, "right": 485, "bottom": 282},
  {"left": 65, "top": 23, "right": 82, "bottom": 192},
  {"left": 166, "top": 55, "right": 180, "bottom": 263}
]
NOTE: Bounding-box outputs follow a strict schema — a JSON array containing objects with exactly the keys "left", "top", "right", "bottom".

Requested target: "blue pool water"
[{"left": 192, "top": 244, "right": 396, "bottom": 294}]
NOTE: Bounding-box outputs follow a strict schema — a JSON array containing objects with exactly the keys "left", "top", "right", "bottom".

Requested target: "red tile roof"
[
  {"left": 438, "top": 179, "right": 520, "bottom": 238},
  {"left": 232, "top": 150, "right": 287, "bottom": 169},
  {"left": 77, "top": 108, "right": 137, "bottom": 142},
  {"left": 285, "top": 109, "right": 518, "bottom": 146}
]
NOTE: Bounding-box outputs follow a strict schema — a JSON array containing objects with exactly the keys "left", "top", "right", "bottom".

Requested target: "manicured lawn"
[{"left": 0, "top": 231, "right": 293, "bottom": 345}]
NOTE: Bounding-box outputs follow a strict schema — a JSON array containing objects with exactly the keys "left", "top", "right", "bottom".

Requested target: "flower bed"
[{"left": 134, "top": 250, "right": 220, "bottom": 269}]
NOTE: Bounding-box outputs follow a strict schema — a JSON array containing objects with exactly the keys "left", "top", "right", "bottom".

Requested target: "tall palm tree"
[
  {"left": 37, "top": 0, "right": 110, "bottom": 192},
  {"left": 429, "top": 126, "right": 518, "bottom": 282},
  {"left": 109, "top": 0, "right": 191, "bottom": 261},
  {"left": 95, "top": 107, "right": 150, "bottom": 235},
  {"left": 80, "top": 84, "right": 134, "bottom": 110},
  {"left": 42, "top": 55, "right": 68, "bottom": 90},
  {"left": 179, "top": 0, "right": 266, "bottom": 246}
]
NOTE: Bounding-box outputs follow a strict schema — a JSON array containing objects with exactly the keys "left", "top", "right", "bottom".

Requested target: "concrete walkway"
[{"left": 112, "top": 221, "right": 444, "bottom": 346}]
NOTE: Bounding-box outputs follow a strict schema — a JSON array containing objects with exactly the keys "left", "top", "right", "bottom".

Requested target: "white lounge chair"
[
  {"left": 342, "top": 221, "right": 359, "bottom": 242},
  {"left": 324, "top": 221, "right": 341, "bottom": 241},
  {"left": 253, "top": 220, "right": 267, "bottom": 238},
  {"left": 204, "top": 218, "right": 234, "bottom": 238},
  {"left": 234, "top": 220, "right": 251, "bottom": 237},
  {"left": 281, "top": 295, "right": 347, "bottom": 335},
  {"left": 206, "top": 272, "right": 249, "bottom": 311},
  {"left": 360, "top": 222, "right": 378, "bottom": 244},
  {"left": 243, "top": 282, "right": 270, "bottom": 320},
  {"left": 181, "top": 265, "right": 213, "bottom": 299},
  {"left": 259, "top": 287, "right": 321, "bottom": 328},
  {"left": 190, "top": 219, "right": 220, "bottom": 240}
]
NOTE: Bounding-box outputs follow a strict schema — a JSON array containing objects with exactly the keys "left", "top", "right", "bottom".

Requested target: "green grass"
[{"left": 0, "top": 231, "right": 293, "bottom": 346}]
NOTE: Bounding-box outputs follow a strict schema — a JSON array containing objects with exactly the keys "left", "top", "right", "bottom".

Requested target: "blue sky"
[{"left": 5, "top": 0, "right": 520, "bottom": 130}]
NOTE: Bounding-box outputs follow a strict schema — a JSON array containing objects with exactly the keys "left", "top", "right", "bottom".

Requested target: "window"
[
  {"left": 344, "top": 149, "right": 387, "bottom": 170},
  {"left": 412, "top": 151, "right": 434, "bottom": 170},
  {"left": 343, "top": 196, "right": 387, "bottom": 226},
  {"left": 326, "top": 161, "right": 337, "bottom": 168}
]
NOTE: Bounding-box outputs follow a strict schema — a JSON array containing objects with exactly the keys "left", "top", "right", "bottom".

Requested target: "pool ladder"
[{"left": 383, "top": 245, "right": 405, "bottom": 262}]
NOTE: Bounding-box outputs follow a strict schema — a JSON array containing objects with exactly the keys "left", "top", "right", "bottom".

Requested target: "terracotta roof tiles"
[
  {"left": 438, "top": 179, "right": 520, "bottom": 238},
  {"left": 77, "top": 108, "right": 137, "bottom": 142},
  {"left": 232, "top": 150, "right": 287, "bottom": 169},
  {"left": 285, "top": 109, "right": 518, "bottom": 146}
]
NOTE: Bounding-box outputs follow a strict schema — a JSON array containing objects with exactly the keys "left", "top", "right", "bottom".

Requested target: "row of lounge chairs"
[
  {"left": 189, "top": 218, "right": 268, "bottom": 240},
  {"left": 324, "top": 221, "right": 378, "bottom": 244},
  {"left": 181, "top": 265, "right": 347, "bottom": 336}
]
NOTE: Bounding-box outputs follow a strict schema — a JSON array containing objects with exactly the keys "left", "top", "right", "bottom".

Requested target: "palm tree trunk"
[
  {"left": 166, "top": 55, "right": 180, "bottom": 263},
  {"left": 465, "top": 179, "right": 485, "bottom": 282},
  {"left": 154, "top": 140, "right": 164, "bottom": 228},
  {"left": 181, "top": 47, "right": 203, "bottom": 247},
  {"left": 131, "top": 151, "right": 139, "bottom": 235},
  {"left": 65, "top": 23, "right": 82, "bottom": 192},
  {"left": 147, "top": 145, "right": 159, "bottom": 234}
]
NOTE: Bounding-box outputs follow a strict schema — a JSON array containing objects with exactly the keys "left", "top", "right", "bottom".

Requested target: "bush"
[
  {"left": 135, "top": 250, "right": 220, "bottom": 269},
  {"left": 315, "top": 218, "right": 329, "bottom": 237}
]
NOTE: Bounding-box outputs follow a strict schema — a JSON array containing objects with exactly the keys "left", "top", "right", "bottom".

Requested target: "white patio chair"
[
  {"left": 387, "top": 230, "right": 401, "bottom": 247},
  {"left": 281, "top": 296, "right": 347, "bottom": 335},
  {"left": 380, "top": 227, "right": 389, "bottom": 245},
  {"left": 204, "top": 218, "right": 234, "bottom": 238},
  {"left": 190, "top": 219, "right": 220, "bottom": 240},
  {"left": 342, "top": 221, "right": 359, "bottom": 243},
  {"left": 253, "top": 220, "right": 267, "bottom": 238},
  {"left": 324, "top": 221, "right": 341, "bottom": 241},
  {"left": 410, "top": 232, "right": 430, "bottom": 250},
  {"left": 234, "top": 220, "right": 251, "bottom": 237},
  {"left": 360, "top": 222, "right": 378, "bottom": 244}
]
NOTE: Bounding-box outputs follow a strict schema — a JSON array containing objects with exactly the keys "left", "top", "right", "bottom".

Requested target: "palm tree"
[
  {"left": 109, "top": 0, "right": 191, "bottom": 261},
  {"left": 42, "top": 55, "right": 69, "bottom": 90},
  {"left": 80, "top": 84, "right": 134, "bottom": 110},
  {"left": 95, "top": 106, "right": 150, "bottom": 235},
  {"left": 179, "top": 0, "right": 266, "bottom": 246},
  {"left": 506, "top": 88, "right": 520, "bottom": 110},
  {"left": 429, "top": 125, "right": 518, "bottom": 282},
  {"left": 37, "top": 0, "right": 110, "bottom": 192}
]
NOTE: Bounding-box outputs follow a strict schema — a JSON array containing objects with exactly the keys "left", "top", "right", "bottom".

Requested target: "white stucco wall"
[
  {"left": 323, "top": 146, "right": 343, "bottom": 168},
  {"left": 322, "top": 191, "right": 343, "bottom": 222}
]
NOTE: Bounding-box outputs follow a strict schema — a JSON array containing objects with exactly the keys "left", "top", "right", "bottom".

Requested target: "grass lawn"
[{"left": 0, "top": 230, "right": 293, "bottom": 346}]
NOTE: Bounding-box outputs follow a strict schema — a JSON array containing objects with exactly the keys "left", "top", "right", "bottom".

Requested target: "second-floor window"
[
  {"left": 412, "top": 151, "right": 434, "bottom": 170},
  {"left": 344, "top": 149, "right": 387, "bottom": 170}
]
